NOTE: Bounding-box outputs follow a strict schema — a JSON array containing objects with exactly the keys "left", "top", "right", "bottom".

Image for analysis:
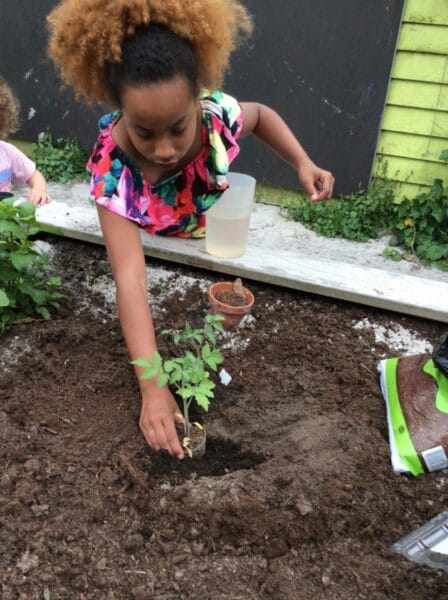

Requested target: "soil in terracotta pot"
[
  {"left": 215, "top": 277, "right": 249, "bottom": 306},
  {"left": 1, "top": 236, "right": 447, "bottom": 600},
  {"left": 215, "top": 289, "right": 248, "bottom": 306}
]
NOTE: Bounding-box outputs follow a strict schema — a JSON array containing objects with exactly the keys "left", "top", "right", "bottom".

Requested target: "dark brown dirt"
[
  {"left": 215, "top": 289, "right": 248, "bottom": 307},
  {"left": 1, "top": 236, "right": 447, "bottom": 600}
]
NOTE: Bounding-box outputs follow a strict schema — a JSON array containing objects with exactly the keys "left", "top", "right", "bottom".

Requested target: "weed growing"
[
  {"left": 286, "top": 151, "right": 448, "bottom": 269},
  {"left": 32, "top": 133, "right": 89, "bottom": 183},
  {"left": 286, "top": 179, "right": 396, "bottom": 242}
]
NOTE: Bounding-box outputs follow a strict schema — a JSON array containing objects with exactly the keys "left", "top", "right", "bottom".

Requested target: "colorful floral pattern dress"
[{"left": 87, "top": 91, "right": 243, "bottom": 238}]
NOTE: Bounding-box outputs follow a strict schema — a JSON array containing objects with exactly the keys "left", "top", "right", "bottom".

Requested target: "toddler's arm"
[
  {"left": 240, "top": 102, "right": 334, "bottom": 201},
  {"left": 27, "top": 170, "right": 51, "bottom": 206},
  {"left": 97, "top": 205, "right": 184, "bottom": 459}
]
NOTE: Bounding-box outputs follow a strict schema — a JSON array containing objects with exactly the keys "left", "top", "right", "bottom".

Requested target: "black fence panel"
[{"left": 0, "top": 0, "right": 404, "bottom": 194}]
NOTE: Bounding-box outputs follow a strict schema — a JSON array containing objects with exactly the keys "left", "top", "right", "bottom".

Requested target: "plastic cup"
[{"left": 205, "top": 172, "right": 256, "bottom": 258}]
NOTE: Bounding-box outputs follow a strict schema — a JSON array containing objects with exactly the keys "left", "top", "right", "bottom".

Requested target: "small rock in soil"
[
  {"left": 263, "top": 538, "right": 289, "bottom": 559},
  {"left": 191, "top": 541, "right": 205, "bottom": 556},
  {"left": 31, "top": 503, "right": 49, "bottom": 517},
  {"left": 215, "top": 290, "right": 247, "bottom": 307},
  {"left": 24, "top": 458, "right": 41, "bottom": 473},
  {"left": 16, "top": 550, "right": 39, "bottom": 573},
  {"left": 161, "top": 528, "right": 177, "bottom": 542},
  {"left": 171, "top": 554, "right": 188, "bottom": 565},
  {"left": 96, "top": 557, "right": 107, "bottom": 570},
  {"left": 123, "top": 533, "right": 145, "bottom": 552},
  {"left": 295, "top": 494, "right": 313, "bottom": 516}
]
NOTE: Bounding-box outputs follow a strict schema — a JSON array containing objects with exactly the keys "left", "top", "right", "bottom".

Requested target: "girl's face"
[{"left": 121, "top": 76, "right": 199, "bottom": 170}]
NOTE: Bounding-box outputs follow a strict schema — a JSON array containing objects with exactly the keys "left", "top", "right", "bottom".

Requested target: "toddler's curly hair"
[
  {"left": 0, "top": 77, "right": 20, "bottom": 139},
  {"left": 48, "top": 0, "right": 252, "bottom": 106}
]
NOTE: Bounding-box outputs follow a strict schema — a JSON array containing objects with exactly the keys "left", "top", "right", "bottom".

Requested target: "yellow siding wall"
[{"left": 373, "top": 0, "right": 448, "bottom": 199}]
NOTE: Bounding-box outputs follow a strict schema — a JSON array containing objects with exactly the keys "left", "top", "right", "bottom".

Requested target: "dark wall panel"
[{"left": 0, "top": 0, "right": 404, "bottom": 194}]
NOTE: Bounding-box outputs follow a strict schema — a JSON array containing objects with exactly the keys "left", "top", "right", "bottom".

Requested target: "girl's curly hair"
[
  {"left": 47, "top": 0, "right": 252, "bottom": 106},
  {"left": 0, "top": 77, "right": 20, "bottom": 139}
]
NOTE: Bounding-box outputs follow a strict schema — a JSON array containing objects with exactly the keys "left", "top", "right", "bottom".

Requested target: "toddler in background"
[{"left": 0, "top": 76, "right": 51, "bottom": 205}]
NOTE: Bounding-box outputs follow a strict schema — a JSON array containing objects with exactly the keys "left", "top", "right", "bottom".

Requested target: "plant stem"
[{"left": 182, "top": 398, "right": 190, "bottom": 436}]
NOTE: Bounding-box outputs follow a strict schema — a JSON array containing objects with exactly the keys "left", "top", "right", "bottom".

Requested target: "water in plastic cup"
[{"left": 205, "top": 172, "right": 256, "bottom": 258}]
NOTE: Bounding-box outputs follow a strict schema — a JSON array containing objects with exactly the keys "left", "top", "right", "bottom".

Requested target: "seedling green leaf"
[
  {"left": 134, "top": 314, "right": 225, "bottom": 436},
  {"left": 0, "top": 290, "right": 9, "bottom": 307}
]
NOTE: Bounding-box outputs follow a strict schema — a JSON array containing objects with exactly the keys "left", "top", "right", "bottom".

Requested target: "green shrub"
[
  {"left": 0, "top": 197, "right": 64, "bottom": 333},
  {"left": 286, "top": 153, "right": 448, "bottom": 269},
  {"left": 286, "top": 179, "right": 396, "bottom": 242},
  {"left": 31, "top": 133, "right": 89, "bottom": 183},
  {"left": 389, "top": 179, "right": 448, "bottom": 268}
]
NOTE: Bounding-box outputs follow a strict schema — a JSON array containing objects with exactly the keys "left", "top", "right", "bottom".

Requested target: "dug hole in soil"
[{"left": 1, "top": 235, "right": 447, "bottom": 600}]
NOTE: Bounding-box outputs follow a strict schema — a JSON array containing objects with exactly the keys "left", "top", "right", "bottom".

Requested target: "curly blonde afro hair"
[
  {"left": 48, "top": 0, "right": 252, "bottom": 105},
  {"left": 0, "top": 77, "right": 20, "bottom": 139}
]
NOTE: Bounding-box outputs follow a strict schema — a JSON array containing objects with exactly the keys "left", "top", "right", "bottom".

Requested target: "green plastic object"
[{"left": 378, "top": 356, "right": 448, "bottom": 476}]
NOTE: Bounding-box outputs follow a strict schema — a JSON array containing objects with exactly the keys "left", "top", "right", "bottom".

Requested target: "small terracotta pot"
[{"left": 208, "top": 281, "right": 255, "bottom": 330}]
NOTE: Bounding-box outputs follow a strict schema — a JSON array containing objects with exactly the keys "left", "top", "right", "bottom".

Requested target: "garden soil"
[{"left": 1, "top": 236, "right": 447, "bottom": 600}]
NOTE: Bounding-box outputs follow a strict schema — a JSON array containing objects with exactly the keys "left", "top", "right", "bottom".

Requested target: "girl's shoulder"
[
  {"left": 200, "top": 90, "right": 242, "bottom": 129},
  {"left": 97, "top": 111, "right": 121, "bottom": 134}
]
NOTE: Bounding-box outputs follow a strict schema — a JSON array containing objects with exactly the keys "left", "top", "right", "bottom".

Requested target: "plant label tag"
[{"left": 219, "top": 368, "right": 232, "bottom": 386}]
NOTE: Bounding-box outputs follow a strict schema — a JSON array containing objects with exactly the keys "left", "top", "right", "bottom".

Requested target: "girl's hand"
[
  {"left": 298, "top": 159, "right": 334, "bottom": 202},
  {"left": 140, "top": 387, "right": 185, "bottom": 459},
  {"left": 27, "top": 187, "right": 52, "bottom": 206}
]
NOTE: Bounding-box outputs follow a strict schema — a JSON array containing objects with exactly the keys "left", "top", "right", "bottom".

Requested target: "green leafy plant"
[
  {"left": 285, "top": 179, "right": 396, "bottom": 242},
  {"left": 0, "top": 197, "right": 64, "bottom": 333},
  {"left": 389, "top": 179, "right": 448, "bottom": 268},
  {"left": 132, "top": 314, "right": 225, "bottom": 438},
  {"left": 286, "top": 159, "right": 448, "bottom": 269},
  {"left": 31, "top": 132, "right": 89, "bottom": 183}
]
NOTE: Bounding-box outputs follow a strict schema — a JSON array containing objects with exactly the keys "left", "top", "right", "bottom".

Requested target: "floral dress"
[{"left": 87, "top": 90, "right": 243, "bottom": 238}]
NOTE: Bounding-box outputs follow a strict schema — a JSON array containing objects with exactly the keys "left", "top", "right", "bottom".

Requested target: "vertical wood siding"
[{"left": 373, "top": 0, "right": 448, "bottom": 199}]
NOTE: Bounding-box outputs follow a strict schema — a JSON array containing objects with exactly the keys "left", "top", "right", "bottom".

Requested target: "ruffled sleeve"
[
  {"left": 200, "top": 90, "right": 243, "bottom": 179},
  {"left": 86, "top": 113, "right": 119, "bottom": 200},
  {"left": 86, "top": 113, "right": 146, "bottom": 223}
]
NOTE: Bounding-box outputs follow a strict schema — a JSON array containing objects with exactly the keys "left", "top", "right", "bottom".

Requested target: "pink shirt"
[{"left": 0, "top": 140, "right": 36, "bottom": 193}]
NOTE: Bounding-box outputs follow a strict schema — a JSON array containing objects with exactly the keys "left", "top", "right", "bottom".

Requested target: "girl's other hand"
[
  {"left": 298, "top": 159, "right": 334, "bottom": 202},
  {"left": 140, "top": 387, "right": 185, "bottom": 459},
  {"left": 27, "top": 187, "right": 52, "bottom": 206}
]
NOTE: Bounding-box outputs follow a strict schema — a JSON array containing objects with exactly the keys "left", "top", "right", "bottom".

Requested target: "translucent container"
[{"left": 205, "top": 172, "right": 256, "bottom": 258}]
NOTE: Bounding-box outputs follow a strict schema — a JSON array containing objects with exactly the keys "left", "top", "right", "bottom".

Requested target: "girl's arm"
[
  {"left": 240, "top": 102, "right": 334, "bottom": 201},
  {"left": 97, "top": 205, "right": 184, "bottom": 459},
  {"left": 27, "top": 170, "right": 51, "bottom": 206}
]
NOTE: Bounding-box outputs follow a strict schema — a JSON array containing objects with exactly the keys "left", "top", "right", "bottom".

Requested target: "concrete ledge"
[{"left": 35, "top": 184, "right": 448, "bottom": 323}]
